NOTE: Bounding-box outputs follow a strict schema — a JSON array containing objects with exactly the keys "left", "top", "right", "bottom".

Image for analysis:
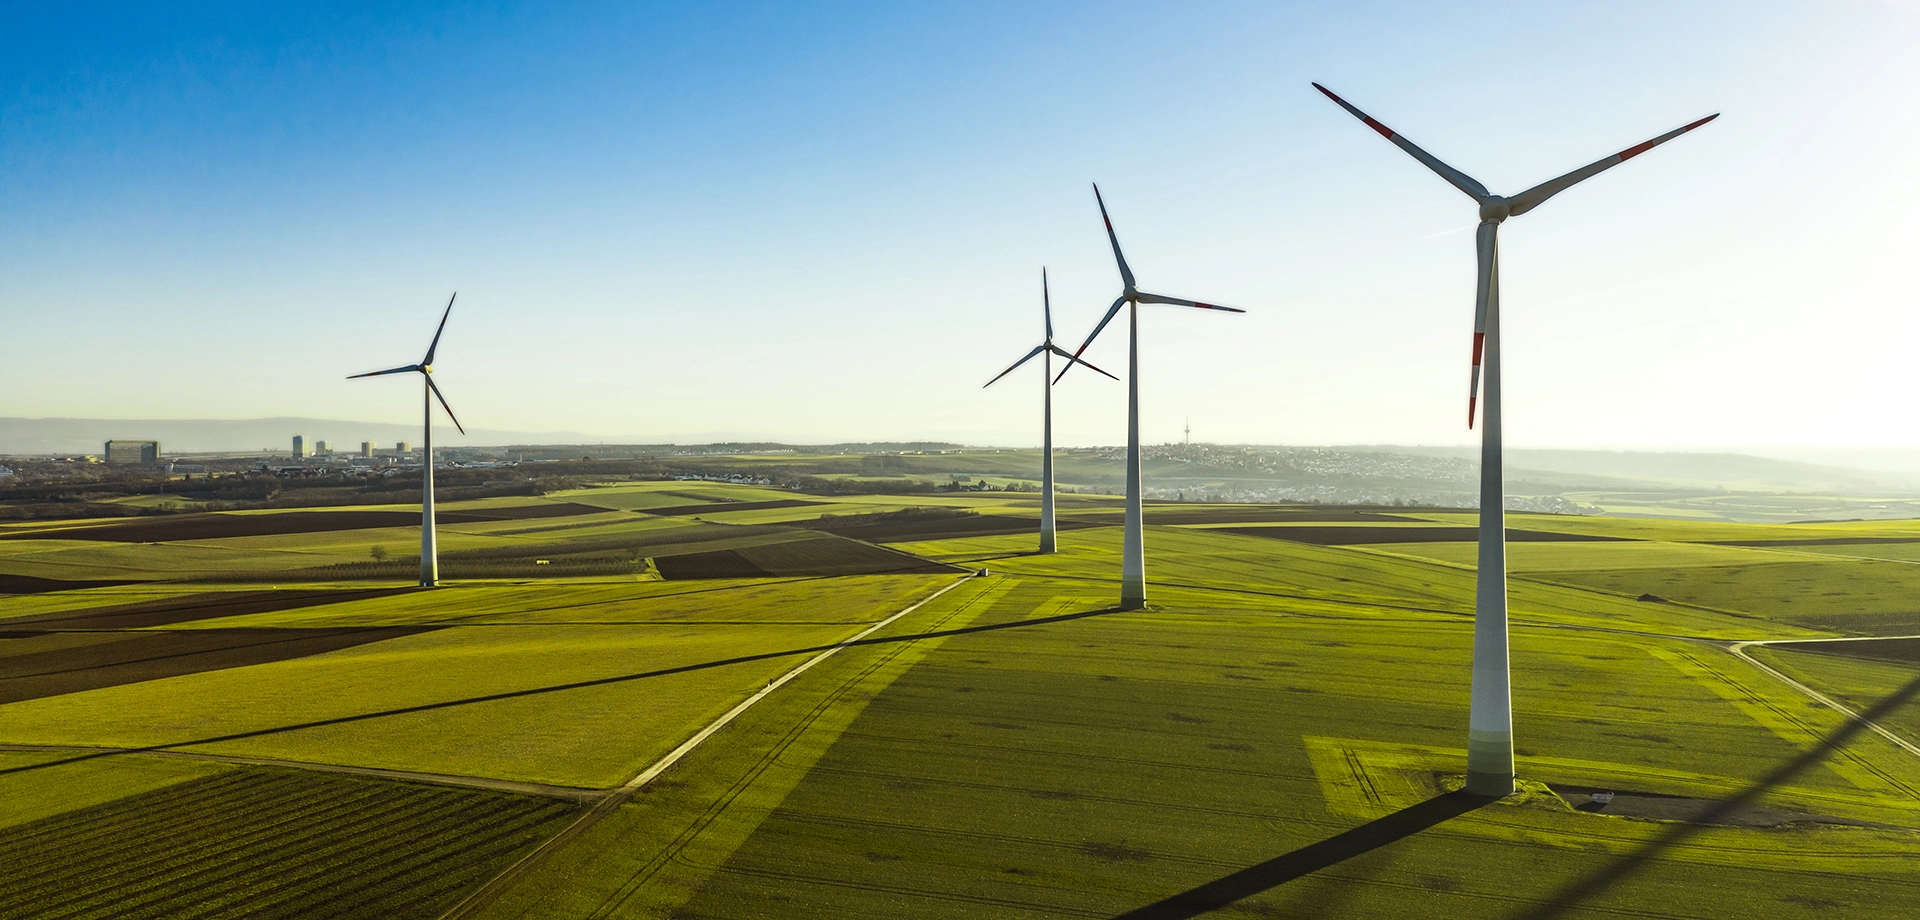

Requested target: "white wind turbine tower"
[
  {"left": 349, "top": 294, "right": 466, "bottom": 587},
  {"left": 983, "top": 268, "right": 1116, "bottom": 553},
  {"left": 1058, "top": 185, "right": 1246, "bottom": 610},
  {"left": 1314, "top": 83, "right": 1717, "bottom": 796}
]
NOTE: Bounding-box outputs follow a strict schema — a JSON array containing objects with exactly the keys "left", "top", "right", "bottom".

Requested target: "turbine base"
[
  {"left": 1120, "top": 577, "right": 1145, "bottom": 610},
  {"left": 1465, "top": 728, "right": 1514, "bottom": 796},
  {"left": 1464, "top": 769, "right": 1515, "bottom": 797},
  {"left": 1038, "top": 531, "right": 1057, "bottom": 554}
]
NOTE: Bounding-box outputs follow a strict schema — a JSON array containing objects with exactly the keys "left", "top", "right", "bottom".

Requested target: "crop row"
[{"left": 0, "top": 767, "right": 578, "bottom": 920}]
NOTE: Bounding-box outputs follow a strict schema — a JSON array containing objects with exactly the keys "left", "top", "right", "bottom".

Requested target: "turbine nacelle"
[
  {"left": 1314, "top": 83, "right": 1716, "bottom": 427},
  {"left": 1057, "top": 185, "right": 1246, "bottom": 385},
  {"left": 348, "top": 293, "right": 464, "bottom": 435}
]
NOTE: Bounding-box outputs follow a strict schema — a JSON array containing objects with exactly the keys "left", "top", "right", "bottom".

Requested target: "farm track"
[
  {"left": 1727, "top": 639, "right": 1920, "bottom": 761},
  {"left": 0, "top": 769, "right": 578, "bottom": 920},
  {"left": 568, "top": 575, "right": 1011, "bottom": 919},
  {"left": 434, "top": 574, "right": 976, "bottom": 920}
]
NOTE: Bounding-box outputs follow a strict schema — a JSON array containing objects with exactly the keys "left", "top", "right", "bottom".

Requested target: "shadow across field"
[
  {"left": 0, "top": 594, "right": 1125, "bottom": 779},
  {"left": 0, "top": 626, "right": 436, "bottom": 704},
  {"left": 1509, "top": 667, "right": 1920, "bottom": 920},
  {"left": 1110, "top": 792, "right": 1487, "bottom": 920}
]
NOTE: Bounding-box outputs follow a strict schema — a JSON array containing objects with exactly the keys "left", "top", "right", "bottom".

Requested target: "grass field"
[{"left": 4, "top": 482, "right": 1918, "bottom": 918}]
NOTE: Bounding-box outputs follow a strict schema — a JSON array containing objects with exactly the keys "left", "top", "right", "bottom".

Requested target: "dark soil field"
[
  {"left": 738, "top": 535, "right": 959, "bottom": 576},
  {"left": 1549, "top": 785, "right": 1889, "bottom": 828},
  {"left": 1213, "top": 525, "right": 1632, "bottom": 545},
  {"left": 0, "top": 574, "right": 144, "bottom": 594},
  {"left": 0, "top": 625, "right": 435, "bottom": 704},
  {"left": 1766, "top": 638, "right": 1920, "bottom": 665},
  {"left": 1066, "top": 506, "right": 1426, "bottom": 525},
  {"left": 3, "top": 588, "right": 413, "bottom": 630},
  {"left": 636, "top": 499, "right": 826, "bottom": 517},
  {"left": 0, "top": 503, "right": 604, "bottom": 543},
  {"left": 651, "top": 549, "right": 772, "bottom": 579},
  {"left": 800, "top": 512, "right": 1102, "bottom": 543},
  {"left": 652, "top": 535, "right": 960, "bottom": 579},
  {"left": 0, "top": 768, "right": 579, "bottom": 920}
]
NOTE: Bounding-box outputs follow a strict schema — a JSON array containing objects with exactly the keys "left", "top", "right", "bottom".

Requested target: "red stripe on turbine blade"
[
  {"left": 1617, "top": 142, "right": 1653, "bottom": 161},
  {"left": 1471, "top": 331, "right": 1485, "bottom": 366},
  {"left": 1684, "top": 114, "right": 1718, "bottom": 131},
  {"left": 1468, "top": 396, "right": 1478, "bottom": 428},
  {"left": 1361, "top": 116, "right": 1394, "bottom": 139}
]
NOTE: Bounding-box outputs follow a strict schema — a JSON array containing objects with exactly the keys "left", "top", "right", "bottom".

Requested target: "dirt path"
[{"left": 1726, "top": 638, "right": 1920, "bottom": 759}]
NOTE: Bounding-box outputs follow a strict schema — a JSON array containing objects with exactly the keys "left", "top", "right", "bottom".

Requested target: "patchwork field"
[{"left": 3, "top": 481, "right": 1918, "bottom": 917}]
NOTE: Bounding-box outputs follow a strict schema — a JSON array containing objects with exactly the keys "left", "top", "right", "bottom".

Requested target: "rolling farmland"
[{"left": 4, "top": 480, "right": 1920, "bottom": 918}]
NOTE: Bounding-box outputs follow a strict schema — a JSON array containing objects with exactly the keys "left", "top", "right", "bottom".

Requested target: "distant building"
[
  {"left": 395, "top": 441, "right": 411, "bottom": 454},
  {"left": 314, "top": 440, "right": 331, "bottom": 455},
  {"left": 105, "top": 440, "right": 160, "bottom": 465},
  {"left": 361, "top": 441, "right": 376, "bottom": 458},
  {"left": 292, "top": 435, "right": 307, "bottom": 459}
]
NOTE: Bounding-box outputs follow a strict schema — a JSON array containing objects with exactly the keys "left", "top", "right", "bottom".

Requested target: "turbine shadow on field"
[
  {"left": 1511, "top": 668, "right": 1920, "bottom": 920},
  {"left": 0, "top": 599, "right": 1131, "bottom": 779},
  {"left": 1111, "top": 791, "right": 1487, "bottom": 919}
]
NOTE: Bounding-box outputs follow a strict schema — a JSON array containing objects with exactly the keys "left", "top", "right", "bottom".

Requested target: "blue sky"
[{"left": 4, "top": 1, "right": 1916, "bottom": 448}]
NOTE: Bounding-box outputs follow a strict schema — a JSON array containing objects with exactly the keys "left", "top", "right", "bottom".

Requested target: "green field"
[{"left": 3, "top": 483, "right": 1918, "bottom": 917}]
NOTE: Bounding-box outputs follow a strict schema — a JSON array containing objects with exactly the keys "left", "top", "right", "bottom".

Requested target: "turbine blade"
[
  {"left": 1135, "top": 291, "right": 1247, "bottom": 313},
  {"left": 1507, "top": 114, "right": 1718, "bottom": 217},
  {"left": 1042, "top": 267, "right": 1053, "bottom": 341},
  {"left": 1312, "top": 83, "right": 1489, "bottom": 202},
  {"left": 1469, "top": 222, "right": 1497, "bottom": 428},
  {"left": 1054, "top": 294, "right": 1128, "bottom": 384},
  {"left": 347, "top": 364, "right": 422, "bottom": 379},
  {"left": 427, "top": 375, "right": 465, "bottom": 435},
  {"left": 1049, "top": 344, "right": 1117, "bottom": 381},
  {"left": 983, "top": 344, "right": 1047, "bottom": 389},
  {"left": 1092, "top": 184, "right": 1137, "bottom": 290},
  {"left": 422, "top": 292, "right": 456, "bottom": 365}
]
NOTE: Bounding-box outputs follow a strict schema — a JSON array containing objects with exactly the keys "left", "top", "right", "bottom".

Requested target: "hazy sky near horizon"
[{"left": 4, "top": 1, "right": 1916, "bottom": 449}]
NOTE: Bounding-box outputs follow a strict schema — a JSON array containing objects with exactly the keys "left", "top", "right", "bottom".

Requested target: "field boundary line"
[
  {"left": 0, "top": 743, "right": 602, "bottom": 801},
  {"left": 435, "top": 574, "right": 975, "bottom": 920},
  {"left": 1726, "top": 642, "right": 1920, "bottom": 761}
]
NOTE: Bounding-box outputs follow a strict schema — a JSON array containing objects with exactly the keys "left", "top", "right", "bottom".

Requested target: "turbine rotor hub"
[{"left": 1478, "top": 196, "right": 1511, "bottom": 223}]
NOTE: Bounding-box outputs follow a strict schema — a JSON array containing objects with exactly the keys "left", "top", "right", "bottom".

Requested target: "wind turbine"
[
  {"left": 1056, "top": 185, "right": 1246, "bottom": 609},
  {"left": 349, "top": 294, "right": 466, "bottom": 587},
  {"left": 984, "top": 268, "right": 1117, "bottom": 553},
  {"left": 1314, "top": 83, "right": 1716, "bottom": 796}
]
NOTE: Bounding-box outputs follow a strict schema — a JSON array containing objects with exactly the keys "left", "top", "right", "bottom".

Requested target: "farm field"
[{"left": 3, "top": 481, "right": 1919, "bottom": 917}]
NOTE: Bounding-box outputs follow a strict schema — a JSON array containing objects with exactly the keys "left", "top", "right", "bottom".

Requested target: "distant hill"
[{"left": 1324, "top": 445, "right": 1920, "bottom": 493}]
